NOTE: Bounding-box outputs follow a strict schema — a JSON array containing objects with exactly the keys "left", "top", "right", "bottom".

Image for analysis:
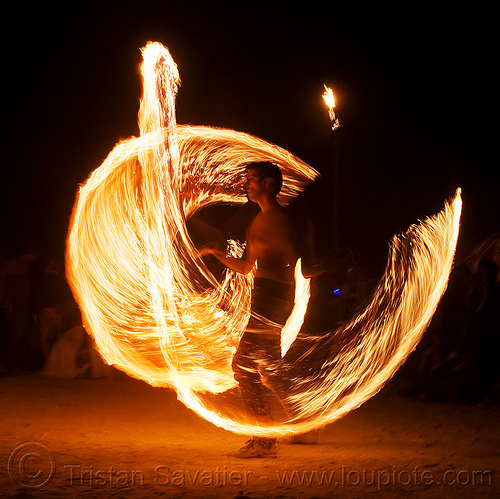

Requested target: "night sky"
[{"left": 3, "top": 3, "right": 498, "bottom": 275}]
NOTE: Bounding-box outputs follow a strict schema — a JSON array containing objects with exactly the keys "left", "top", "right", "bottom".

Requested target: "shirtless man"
[{"left": 202, "top": 162, "right": 318, "bottom": 457}]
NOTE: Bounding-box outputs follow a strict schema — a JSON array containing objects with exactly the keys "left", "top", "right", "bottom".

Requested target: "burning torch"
[
  {"left": 322, "top": 85, "right": 340, "bottom": 131},
  {"left": 322, "top": 85, "right": 340, "bottom": 250}
]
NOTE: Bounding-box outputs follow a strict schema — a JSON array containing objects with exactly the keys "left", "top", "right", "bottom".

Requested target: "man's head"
[{"left": 244, "top": 162, "right": 283, "bottom": 200}]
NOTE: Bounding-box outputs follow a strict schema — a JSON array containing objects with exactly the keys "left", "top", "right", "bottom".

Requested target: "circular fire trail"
[{"left": 67, "top": 42, "right": 461, "bottom": 436}]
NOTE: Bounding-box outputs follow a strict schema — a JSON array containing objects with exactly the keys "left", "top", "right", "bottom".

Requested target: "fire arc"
[{"left": 66, "top": 42, "right": 461, "bottom": 437}]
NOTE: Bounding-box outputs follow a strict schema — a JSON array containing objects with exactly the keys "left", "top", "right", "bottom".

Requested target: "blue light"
[{"left": 333, "top": 288, "right": 341, "bottom": 295}]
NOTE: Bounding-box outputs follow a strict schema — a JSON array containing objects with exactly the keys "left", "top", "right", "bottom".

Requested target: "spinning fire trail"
[{"left": 67, "top": 42, "right": 461, "bottom": 437}]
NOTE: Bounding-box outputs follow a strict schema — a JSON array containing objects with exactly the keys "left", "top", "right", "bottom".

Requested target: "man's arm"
[
  {"left": 199, "top": 241, "right": 255, "bottom": 275},
  {"left": 295, "top": 217, "right": 326, "bottom": 278}
]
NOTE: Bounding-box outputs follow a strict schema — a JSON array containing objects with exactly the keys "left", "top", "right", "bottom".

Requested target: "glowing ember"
[
  {"left": 67, "top": 42, "right": 461, "bottom": 437},
  {"left": 322, "top": 84, "right": 340, "bottom": 130}
]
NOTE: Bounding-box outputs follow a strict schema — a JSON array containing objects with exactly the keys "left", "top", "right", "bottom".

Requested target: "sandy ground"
[{"left": 0, "top": 372, "right": 498, "bottom": 498}]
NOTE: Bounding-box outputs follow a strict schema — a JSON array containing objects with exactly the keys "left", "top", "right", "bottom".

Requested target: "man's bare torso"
[{"left": 246, "top": 206, "right": 298, "bottom": 284}]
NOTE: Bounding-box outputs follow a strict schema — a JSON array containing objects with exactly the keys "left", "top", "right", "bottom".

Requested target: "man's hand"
[
  {"left": 199, "top": 240, "right": 253, "bottom": 275},
  {"left": 301, "top": 263, "right": 327, "bottom": 279}
]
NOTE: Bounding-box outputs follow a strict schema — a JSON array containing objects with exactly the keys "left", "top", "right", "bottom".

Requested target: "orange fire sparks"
[{"left": 66, "top": 42, "right": 461, "bottom": 437}]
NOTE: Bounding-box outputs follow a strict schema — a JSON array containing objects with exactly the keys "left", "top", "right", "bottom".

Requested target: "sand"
[{"left": 0, "top": 373, "right": 498, "bottom": 498}]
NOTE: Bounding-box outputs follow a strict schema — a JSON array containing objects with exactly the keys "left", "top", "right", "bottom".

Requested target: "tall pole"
[
  {"left": 332, "top": 125, "right": 340, "bottom": 252},
  {"left": 322, "top": 85, "right": 340, "bottom": 252}
]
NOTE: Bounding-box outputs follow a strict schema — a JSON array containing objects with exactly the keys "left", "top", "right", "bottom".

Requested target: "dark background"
[{"left": 3, "top": 2, "right": 498, "bottom": 276}]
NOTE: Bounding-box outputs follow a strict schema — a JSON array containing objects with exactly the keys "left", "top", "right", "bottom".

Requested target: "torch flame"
[
  {"left": 67, "top": 42, "right": 461, "bottom": 437},
  {"left": 322, "top": 84, "right": 340, "bottom": 130},
  {"left": 322, "top": 84, "right": 335, "bottom": 109}
]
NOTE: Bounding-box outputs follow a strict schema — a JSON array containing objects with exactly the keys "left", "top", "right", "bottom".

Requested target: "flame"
[
  {"left": 67, "top": 42, "right": 461, "bottom": 437},
  {"left": 322, "top": 84, "right": 335, "bottom": 109},
  {"left": 322, "top": 84, "right": 340, "bottom": 130}
]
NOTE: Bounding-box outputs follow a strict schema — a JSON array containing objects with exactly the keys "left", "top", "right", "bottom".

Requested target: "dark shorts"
[{"left": 245, "top": 277, "right": 295, "bottom": 333}]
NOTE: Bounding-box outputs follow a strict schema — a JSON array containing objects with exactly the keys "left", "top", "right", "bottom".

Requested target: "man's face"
[{"left": 243, "top": 168, "right": 266, "bottom": 202}]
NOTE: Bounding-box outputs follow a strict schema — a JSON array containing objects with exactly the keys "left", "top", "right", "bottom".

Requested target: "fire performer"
[{"left": 201, "top": 162, "right": 320, "bottom": 457}]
